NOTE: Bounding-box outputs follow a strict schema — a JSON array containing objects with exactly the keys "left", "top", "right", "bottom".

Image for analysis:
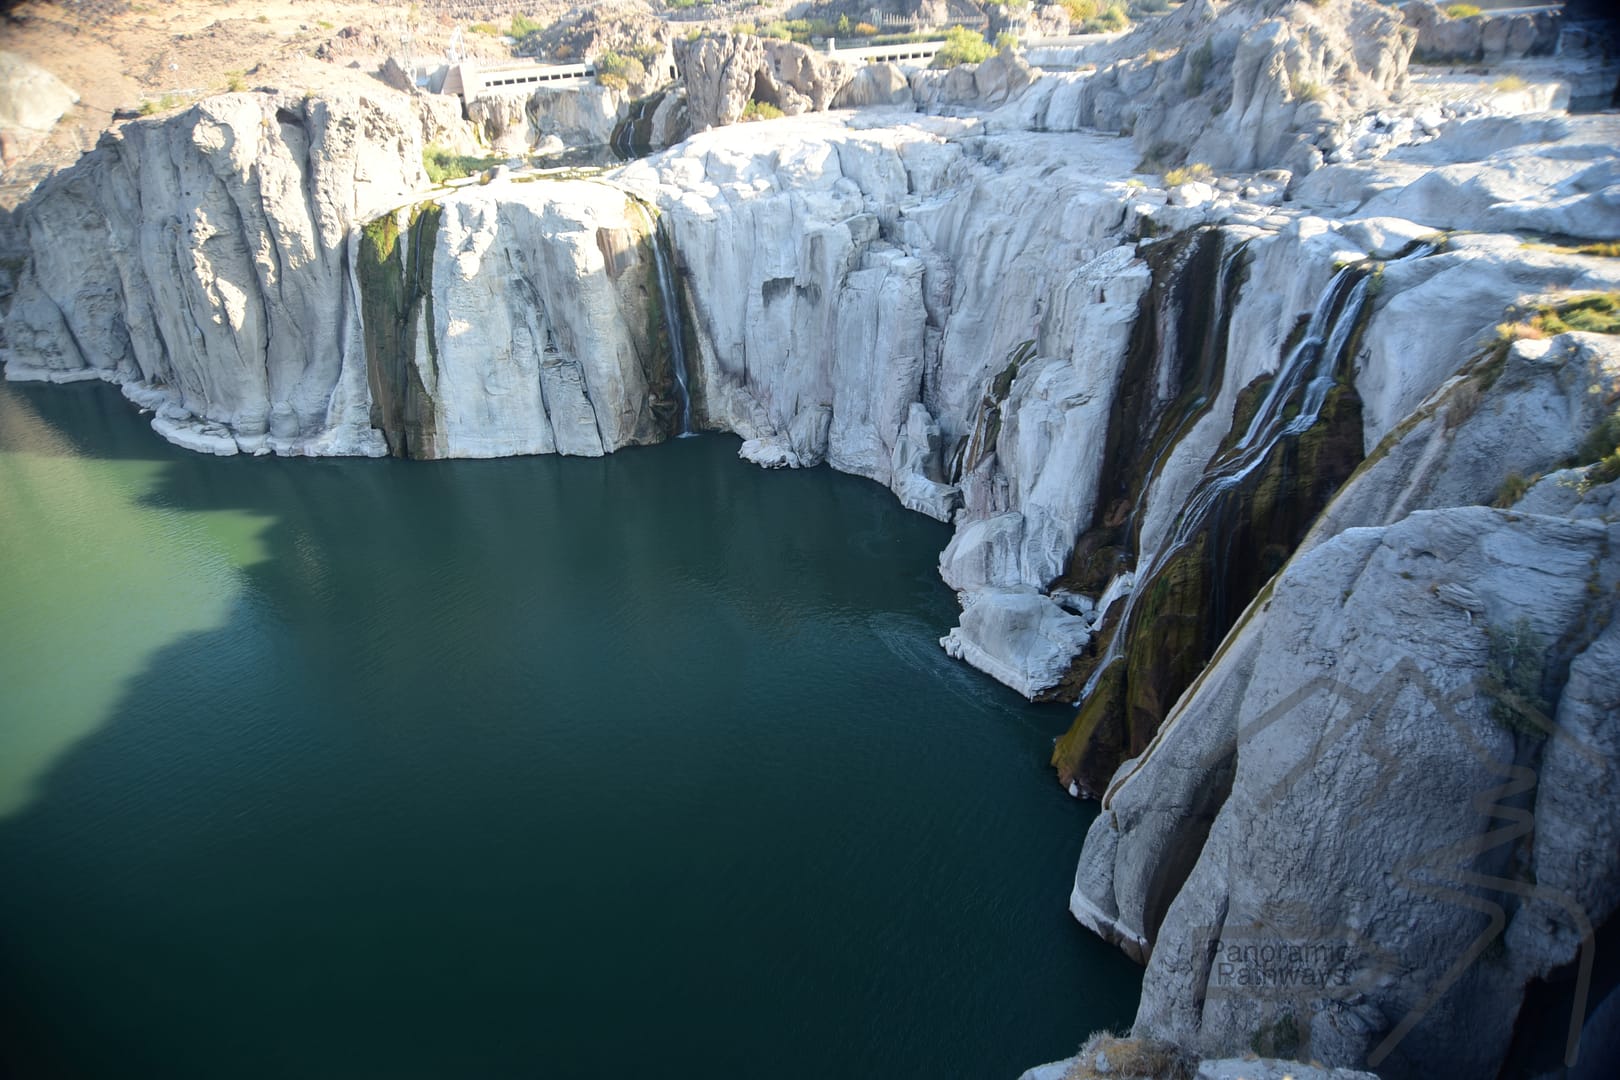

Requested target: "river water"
[{"left": 0, "top": 380, "right": 1140, "bottom": 1079}]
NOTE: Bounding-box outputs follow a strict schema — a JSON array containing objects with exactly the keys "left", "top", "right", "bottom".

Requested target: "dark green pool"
[{"left": 0, "top": 380, "right": 1140, "bottom": 1079}]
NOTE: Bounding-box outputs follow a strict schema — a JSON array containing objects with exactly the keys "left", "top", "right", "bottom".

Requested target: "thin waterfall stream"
[
  {"left": 634, "top": 201, "right": 695, "bottom": 437},
  {"left": 1078, "top": 244, "right": 1432, "bottom": 701}
]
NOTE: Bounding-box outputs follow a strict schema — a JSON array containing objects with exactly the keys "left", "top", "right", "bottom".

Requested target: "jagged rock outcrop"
[
  {"left": 676, "top": 34, "right": 859, "bottom": 131},
  {"left": 1405, "top": 0, "right": 1561, "bottom": 64},
  {"left": 1074, "top": 492, "right": 1619, "bottom": 1079},
  {"left": 912, "top": 48, "right": 1039, "bottom": 109},
  {"left": 468, "top": 75, "right": 670, "bottom": 154},
  {"left": 999, "top": 0, "right": 1415, "bottom": 176},
  {"left": 833, "top": 62, "right": 914, "bottom": 109}
]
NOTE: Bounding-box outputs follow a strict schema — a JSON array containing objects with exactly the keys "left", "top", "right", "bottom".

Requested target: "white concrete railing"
[
  {"left": 828, "top": 40, "right": 948, "bottom": 69},
  {"left": 451, "top": 58, "right": 679, "bottom": 101}
]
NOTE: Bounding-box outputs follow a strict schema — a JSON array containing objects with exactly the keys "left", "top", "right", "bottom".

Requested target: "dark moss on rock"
[{"left": 359, "top": 201, "right": 443, "bottom": 458}]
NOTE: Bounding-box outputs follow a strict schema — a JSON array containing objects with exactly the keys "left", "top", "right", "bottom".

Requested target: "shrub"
[
  {"left": 995, "top": 31, "right": 1019, "bottom": 52},
  {"left": 1163, "top": 162, "right": 1213, "bottom": 185},
  {"left": 138, "top": 93, "right": 186, "bottom": 116},
  {"left": 1483, "top": 618, "right": 1552, "bottom": 736},
  {"left": 225, "top": 71, "right": 248, "bottom": 92},
  {"left": 1065, "top": 1032, "right": 1196, "bottom": 1080},
  {"left": 1576, "top": 411, "right": 1620, "bottom": 488},
  {"left": 595, "top": 51, "right": 647, "bottom": 91},
  {"left": 933, "top": 26, "right": 995, "bottom": 68},
  {"left": 1060, "top": 0, "right": 1102, "bottom": 22},
  {"left": 1446, "top": 3, "right": 1482, "bottom": 17},
  {"left": 1290, "top": 76, "right": 1326, "bottom": 102},
  {"left": 854, "top": 21, "right": 879, "bottom": 36},
  {"left": 467, "top": 22, "right": 499, "bottom": 36},
  {"left": 1082, "top": 3, "right": 1130, "bottom": 33},
  {"left": 1493, "top": 74, "right": 1527, "bottom": 92},
  {"left": 1532, "top": 291, "right": 1620, "bottom": 336},
  {"left": 423, "top": 145, "right": 502, "bottom": 184},
  {"left": 509, "top": 14, "right": 547, "bottom": 40},
  {"left": 666, "top": 0, "right": 712, "bottom": 8},
  {"left": 1185, "top": 38, "right": 1213, "bottom": 94},
  {"left": 1491, "top": 469, "right": 1532, "bottom": 507},
  {"left": 741, "top": 99, "right": 783, "bottom": 121},
  {"left": 731, "top": 22, "right": 756, "bottom": 36}
]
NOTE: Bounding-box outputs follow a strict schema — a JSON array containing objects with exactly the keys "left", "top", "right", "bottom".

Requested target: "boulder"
[{"left": 0, "top": 51, "right": 78, "bottom": 178}]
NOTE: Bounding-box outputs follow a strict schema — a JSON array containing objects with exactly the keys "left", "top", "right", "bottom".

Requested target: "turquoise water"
[{"left": 0, "top": 380, "right": 1141, "bottom": 1079}]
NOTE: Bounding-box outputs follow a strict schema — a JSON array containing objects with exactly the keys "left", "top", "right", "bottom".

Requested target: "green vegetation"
[
  {"left": 1446, "top": 3, "right": 1483, "bottom": 17},
  {"left": 467, "top": 22, "right": 499, "bottom": 35},
  {"left": 1575, "top": 412, "right": 1620, "bottom": 488},
  {"left": 933, "top": 26, "right": 995, "bottom": 68},
  {"left": 1491, "top": 469, "right": 1533, "bottom": 508},
  {"left": 594, "top": 51, "right": 647, "bottom": 91},
  {"left": 1533, "top": 291, "right": 1620, "bottom": 336},
  {"left": 995, "top": 31, "right": 1019, "bottom": 52},
  {"left": 665, "top": 0, "right": 713, "bottom": 8},
  {"left": 1493, "top": 74, "right": 1527, "bottom": 92},
  {"left": 358, "top": 202, "right": 443, "bottom": 457},
  {"left": 1494, "top": 291, "right": 1620, "bottom": 344},
  {"left": 1163, "top": 161, "right": 1213, "bottom": 185},
  {"left": 138, "top": 93, "right": 187, "bottom": 116},
  {"left": 1483, "top": 618, "right": 1552, "bottom": 737},
  {"left": 422, "top": 145, "right": 502, "bottom": 185},
  {"left": 1520, "top": 238, "right": 1620, "bottom": 258},
  {"left": 508, "top": 13, "right": 547, "bottom": 40},
  {"left": 741, "top": 99, "right": 784, "bottom": 121},
  {"left": 1061, "top": 0, "right": 1131, "bottom": 33},
  {"left": 225, "top": 70, "right": 248, "bottom": 93},
  {"left": 1184, "top": 38, "right": 1213, "bottom": 94}
]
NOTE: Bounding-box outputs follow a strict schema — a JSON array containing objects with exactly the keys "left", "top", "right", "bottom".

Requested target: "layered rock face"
[{"left": 3, "top": 89, "right": 433, "bottom": 456}]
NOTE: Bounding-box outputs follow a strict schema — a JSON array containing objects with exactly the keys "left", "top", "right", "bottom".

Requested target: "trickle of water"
[{"left": 632, "top": 199, "right": 695, "bottom": 437}]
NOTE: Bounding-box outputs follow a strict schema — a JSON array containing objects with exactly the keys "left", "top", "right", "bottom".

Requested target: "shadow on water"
[{"left": 0, "top": 381, "right": 1141, "bottom": 1080}]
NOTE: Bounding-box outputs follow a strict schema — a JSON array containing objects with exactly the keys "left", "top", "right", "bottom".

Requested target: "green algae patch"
[
  {"left": 1052, "top": 657, "right": 1127, "bottom": 792},
  {"left": 359, "top": 200, "right": 443, "bottom": 457}
]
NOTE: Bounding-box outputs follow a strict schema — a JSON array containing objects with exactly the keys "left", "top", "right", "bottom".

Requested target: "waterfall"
[
  {"left": 1124, "top": 235, "right": 1250, "bottom": 540},
  {"left": 1077, "top": 246, "right": 1425, "bottom": 702},
  {"left": 634, "top": 202, "right": 695, "bottom": 437}
]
